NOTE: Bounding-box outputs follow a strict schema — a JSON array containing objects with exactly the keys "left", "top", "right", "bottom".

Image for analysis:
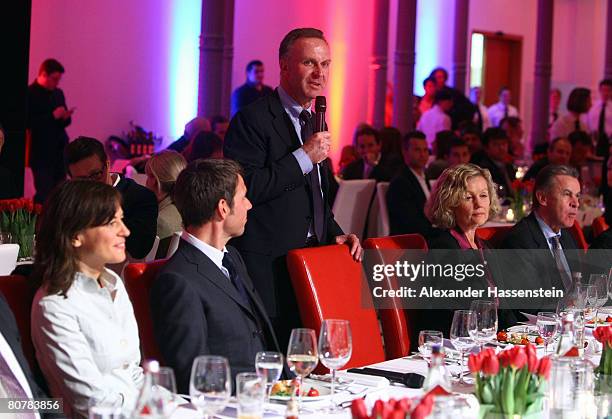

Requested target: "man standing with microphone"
[{"left": 224, "top": 28, "right": 362, "bottom": 348}]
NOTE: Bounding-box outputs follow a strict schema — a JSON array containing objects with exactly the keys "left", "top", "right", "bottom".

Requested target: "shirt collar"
[
  {"left": 534, "top": 211, "right": 561, "bottom": 241},
  {"left": 277, "top": 85, "right": 311, "bottom": 120},
  {"left": 181, "top": 231, "right": 227, "bottom": 270},
  {"left": 73, "top": 269, "right": 119, "bottom": 294}
]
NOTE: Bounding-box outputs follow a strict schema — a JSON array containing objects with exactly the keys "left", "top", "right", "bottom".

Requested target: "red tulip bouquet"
[
  {"left": 468, "top": 344, "right": 550, "bottom": 418},
  {"left": 0, "top": 198, "right": 42, "bottom": 259},
  {"left": 593, "top": 325, "right": 612, "bottom": 394}
]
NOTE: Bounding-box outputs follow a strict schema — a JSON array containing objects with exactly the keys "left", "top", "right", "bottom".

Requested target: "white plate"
[{"left": 269, "top": 379, "right": 331, "bottom": 402}]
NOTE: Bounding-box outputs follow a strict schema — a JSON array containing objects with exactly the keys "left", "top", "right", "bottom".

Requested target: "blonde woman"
[{"left": 145, "top": 150, "right": 187, "bottom": 257}]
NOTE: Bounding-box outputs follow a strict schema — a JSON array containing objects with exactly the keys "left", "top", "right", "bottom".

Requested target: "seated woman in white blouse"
[{"left": 31, "top": 180, "right": 143, "bottom": 417}]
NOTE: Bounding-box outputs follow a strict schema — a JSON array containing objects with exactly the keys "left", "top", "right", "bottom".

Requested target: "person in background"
[
  {"left": 568, "top": 130, "right": 593, "bottom": 172},
  {"left": 471, "top": 128, "right": 516, "bottom": 199},
  {"left": 387, "top": 131, "right": 432, "bottom": 236},
  {"left": 429, "top": 67, "right": 476, "bottom": 129},
  {"left": 211, "top": 115, "right": 230, "bottom": 141},
  {"left": 587, "top": 79, "right": 612, "bottom": 158},
  {"left": 417, "top": 89, "right": 453, "bottom": 148},
  {"left": 167, "top": 117, "right": 211, "bottom": 153},
  {"left": 64, "top": 137, "right": 158, "bottom": 259},
  {"left": 523, "top": 137, "right": 572, "bottom": 181},
  {"left": 0, "top": 124, "right": 18, "bottom": 199},
  {"left": 460, "top": 123, "right": 483, "bottom": 155},
  {"left": 500, "top": 116, "right": 525, "bottom": 161},
  {"left": 379, "top": 126, "right": 403, "bottom": 161},
  {"left": 415, "top": 77, "right": 437, "bottom": 124},
  {"left": 231, "top": 60, "right": 274, "bottom": 116},
  {"left": 341, "top": 125, "right": 403, "bottom": 182},
  {"left": 447, "top": 137, "right": 471, "bottom": 167},
  {"left": 184, "top": 131, "right": 224, "bottom": 162},
  {"left": 425, "top": 130, "right": 456, "bottom": 180},
  {"left": 487, "top": 86, "right": 519, "bottom": 128},
  {"left": 145, "top": 150, "right": 187, "bottom": 258},
  {"left": 31, "top": 180, "right": 143, "bottom": 417},
  {"left": 27, "top": 58, "right": 73, "bottom": 204},
  {"left": 338, "top": 145, "right": 359, "bottom": 174},
  {"left": 550, "top": 87, "right": 591, "bottom": 139},
  {"left": 589, "top": 193, "right": 612, "bottom": 249},
  {"left": 469, "top": 86, "right": 490, "bottom": 132},
  {"left": 549, "top": 88, "right": 562, "bottom": 127}
]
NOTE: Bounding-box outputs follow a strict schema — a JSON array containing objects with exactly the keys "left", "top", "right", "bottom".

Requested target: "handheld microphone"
[{"left": 314, "top": 96, "right": 326, "bottom": 133}]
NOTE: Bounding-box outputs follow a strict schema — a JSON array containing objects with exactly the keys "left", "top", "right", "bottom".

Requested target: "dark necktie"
[
  {"left": 549, "top": 236, "right": 572, "bottom": 290},
  {"left": 596, "top": 102, "right": 609, "bottom": 157},
  {"left": 475, "top": 106, "right": 483, "bottom": 132},
  {"left": 574, "top": 118, "right": 581, "bottom": 132},
  {"left": 0, "top": 350, "right": 36, "bottom": 419},
  {"left": 299, "top": 110, "right": 325, "bottom": 242},
  {"left": 599, "top": 102, "right": 606, "bottom": 135},
  {"left": 222, "top": 252, "right": 251, "bottom": 307},
  {"left": 503, "top": 105, "right": 509, "bottom": 121}
]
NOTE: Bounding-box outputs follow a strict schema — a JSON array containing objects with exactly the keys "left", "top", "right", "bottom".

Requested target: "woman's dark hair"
[
  {"left": 33, "top": 180, "right": 121, "bottom": 297},
  {"left": 566, "top": 87, "right": 591, "bottom": 114},
  {"left": 379, "top": 126, "right": 403, "bottom": 156}
]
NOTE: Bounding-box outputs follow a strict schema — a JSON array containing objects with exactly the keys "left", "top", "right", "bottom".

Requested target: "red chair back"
[
  {"left": 286, "top": 244, "right": 385, "bottom": 369},
  {"left": 124, "top": 260, "right": 167, "bottom": 361},
  {"left": 568, "top": 220, "right": 588, "bottom": 250},
  {"left": 363, "top": 234, "right": 428, "bottom": 358},
  {"left": 592, "top": 216, "right": 609, "bottom": 238},
  {"left": 0, "top": 275, "right": 37, "bottom": 370},
  {"left": 475, "top": 225, "right": 513, "bottom": 247}
]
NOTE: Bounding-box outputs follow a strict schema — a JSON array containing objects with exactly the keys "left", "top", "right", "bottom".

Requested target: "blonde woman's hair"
[
  {"left": 145, "top": 150, "right": 187, "bottom": 195},
  {"left": 425, "top": 163, "right": 500, "bottom": 229}
]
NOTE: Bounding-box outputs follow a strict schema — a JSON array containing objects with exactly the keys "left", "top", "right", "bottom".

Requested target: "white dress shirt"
[
  {"left": 587, "top": 99, "right": 612, "bottom": 137},
  {"left": 472, "top": 103, "right": 491, "bottom": 131},
  {"left": 487, "top": 102, "right": 519, "bottom": 127},
  {"left": 549, "top": 113, "right": 588, "bottom": 140},
  {"left": 416, "top": 105, "right": 451, "bottom": 148},
  {"left": 409, "top": 167, "right": 430, "bottom": 199},
  {"left": 31, "top": 269, "right": 144, "bottom": 418}
]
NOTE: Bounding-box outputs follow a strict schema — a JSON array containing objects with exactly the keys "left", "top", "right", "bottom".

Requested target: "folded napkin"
[
  {"left": 520, "top": 311, "right": 538, "bottom": 325},
  {"left": 336, "top": 370, "right": 390, "bottom": 388}
]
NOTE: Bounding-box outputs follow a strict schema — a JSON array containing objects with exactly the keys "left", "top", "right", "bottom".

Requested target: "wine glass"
[
  {"left": 149, "top": 367, "right": 179, "bottom": 418},
  {"left": 576, "top": 283, "right": 598, "bottom": 321},
  {"left": 255, "top": 351, "right": 283, "bottom": 404},
  {"left": 286, "top": 328, "right": 318, "bottom": 410},
  {"left": 537, "top": 312, "right": 558, "bottom": 354},
  {"left": 450, "top": 310, "right": 477, "bottom": 385},
  {"left": 318, "top": 319, "right": 352, "bottom": 413},
  {"left": 418, "top": 330, "right": 444, "bottom": 362},
  {"left": 189, "top": 355, "right": 231, "bottom": 419},
  {"left": 468, "top": 300, "right": 498, "bottom": 352},
  {"left": 589, "top": 274, "right": 609, "bottom": 319}
]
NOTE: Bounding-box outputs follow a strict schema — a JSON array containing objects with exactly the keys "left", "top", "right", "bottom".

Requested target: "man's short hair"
[
  {"left": 566, "top": 87, "right": 591, "bottom": 114},
  {"left": 434, "top": 89, "right": 453, "bottom": 104},
  {"left": 568, "top": 130, "right": 592, "bottom": 147},
  {"left": 246, "top": 60, "right": 263, "bottom": 72},
  {"left": 549, "top": 137, "right": 570, "bottom": 152},
  {"left": 434, "top": 131, "right": 458, "bottom": 159},
  {"left": 428, "top": 67, "right": 448, "bottom": 81},
  {"left": 498, "top": 86, "right": 509, "bottom": 96},
  {"left": 354, "top": 126, "right": 380, "bottom": 144},
  {"left": 449, "top": 137, "right": 468, "bottom": 151},
  {"left": 482, "top": 127, "right": 508, "bottom": 146},
  {"left": 402, "top": 130, "right": 426, "bottom": 149},
  {"left": 173, "top": 159, "right": 244, "bottom": 228},
  {"left": 64, "top": 136, "right": 108, "bottom": 169},
  {"left": 500, "top": 116, "right": 521, "bottom": 129},
  {"left": 210, "top": 115, "right": 229, "bottom": 132},
  {"left": 38, "top": 58, "right": 64, "bottom": 75},
  {"left": 279, "top": 28, "right": 326, "bottom": 60},
  {"left": 533, "top": 164, "right": 579, "bottom": 208},
  {"left": 600, "top": 79, "right": 612, "bottom": 88},
  {"left": 422, "top": 77, "right": 436, "bottom": 88}
]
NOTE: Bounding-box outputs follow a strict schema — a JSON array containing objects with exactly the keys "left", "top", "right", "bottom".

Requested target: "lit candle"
[{"left": 506, "top": 208, "right": 514, "bottom": 222}]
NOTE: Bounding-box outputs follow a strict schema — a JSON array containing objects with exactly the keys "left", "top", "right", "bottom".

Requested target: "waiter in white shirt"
[
  {"left": 469, "top": 86, "right": 490, "bottom": 132},
  {"left": 488, "top": 86, "right": 519, "bottom": 127},
  {"left": 587, "top": 79, "right": 612, "bottom": 157},
  {"left": 417, "top": 89, "right": 453, "bottom": 148}
]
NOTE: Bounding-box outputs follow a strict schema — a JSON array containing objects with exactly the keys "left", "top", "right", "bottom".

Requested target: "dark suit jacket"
[
  {"left": 224, "top": 91, "right": 343, "bottom": 318},
  {"left": 116, "top": 176, "right": 158, "bottom": 259},
  {"left": 471, "top": 152, "right": 515, "bottom": 198},
  {"left": 341, "top": 153, "right": 404, "bottom": 182},
  {"left": 150, "top": 241, "right": 280, "bottom": 393},
  {"left": 387, "top": 166, "right": 432, "bottom": 237},
  {"left": 590, "top": 228, "right": 612, "bottom": 249},
  {"left": 523, "top": 157, "right": 549, "bottom": 182}
]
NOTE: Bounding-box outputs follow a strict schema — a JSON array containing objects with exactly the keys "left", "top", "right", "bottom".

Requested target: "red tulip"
[
  {"left": 498, "top": 350, "right": 511, "bottom": 367},
  {"left": 482, "top": 353, "right": 500, "bottom": 375},
  {"left": 509, "top": 346, "right": 527, "bottom": 370},
  {"left": 350, "top": 398, "right": 368, "bottom": 419},
  {"left": 468, "top": 353, "right": 483, "bottom": 373},
  {"left": 537, "top": 356, "right": 551, "bottom": 379},
  {"left": 594, "top": 326, "right": 612, "bottom": 346},
  {"left": 525, "top": 343, "right": 538, "bottom": 373},
  {"left": 410, "top": 394, "right": 433, "bottom": 419}
]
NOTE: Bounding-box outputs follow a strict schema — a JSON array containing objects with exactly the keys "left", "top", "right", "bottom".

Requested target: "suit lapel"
[
  {"left": 405, "top": 168, "right": 426, "bottom": 203},
  {"left": 269, "top": 90, "right": 301, "bottom": 149},
  {"left": 525, "top": 213, "right": 550, "bottom": 249}
]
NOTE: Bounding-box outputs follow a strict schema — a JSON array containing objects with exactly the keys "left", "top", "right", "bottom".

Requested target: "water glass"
[
  {"left": 588, "top": 274, "right": 608, "bottom": 314},
  {"left": 189, "top": 355, "right": 231, "bottom": 419},
  {"left": 255, "top": 351, "right": 283, "bottom": 404},
  {"left": 418, "top": 330, "right": 443, "bottom": 361},
  {"left": 450, "top": 310, "right": 477, "bottom": 385},
  {"left": 150, "top": 367, "right": 178, "bottom": 418},
  {"left": 549, "top": 357, "right": 595, "bottom": 417},
  {"left": 468, "top": 300, "right": 498, "bottom": 351},
  {"left": 88, "top": 400, "right": 123, "bottom": 419},
  {"left": 318, "top": 319, "right": 352, "bottom": 412},
  {"left": 536, "top": 312, "right": 558, "bottom": 354},
  {"left": 236, "top": 372, "right": 265, "bottom": 419}
]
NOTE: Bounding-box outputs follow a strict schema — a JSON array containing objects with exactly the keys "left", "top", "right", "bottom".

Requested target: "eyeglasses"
[{"left": 74, "top": 167, "right": 106, "bottom": 181}]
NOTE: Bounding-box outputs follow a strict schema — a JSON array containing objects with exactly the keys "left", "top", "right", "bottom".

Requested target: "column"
[
  {"left": 452, "top": 0, "right": 470, "bottom": 92},
  {"left": 220, "top": 0, "right": 235, "bottom": 118},
  {"left": 198, "top": 0, "right": 225, "bottom": 117},
  {"left": 605, "top": 0, "right": 612, "bottom": 79},
  {"left": 392, "top": 0, "right": 417, "bottom": 134},
  {"left": 367, "top": 0, "right": 390, "bottom": 129},
  {"left": 529, "top": 0, "right": 554, "bottom": 149}
]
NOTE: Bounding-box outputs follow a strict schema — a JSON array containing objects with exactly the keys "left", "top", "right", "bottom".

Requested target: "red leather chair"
[
  {"left": 0, "top": 275, "right": 37, "bottom": 369},
  {"left": 363, "top": 234, "right": 428, "bottom": 358},
  {"left": 475, "top": 225, "right": 513, "bottom": 247},
  {"left": 286, "top": 244, "right": 386, "bottom": 369},
  {"left": 592, "top": 216, "right": 609, "bottom": 239},
  {"left": 568, "top": 220, "right": 588, "bottom": 250},
  {"left": 124, "top": 260, "right": 167, "bottom": 362}
]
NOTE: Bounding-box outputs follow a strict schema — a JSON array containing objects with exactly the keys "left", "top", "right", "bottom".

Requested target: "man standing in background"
[
  {"left": 27, "top": 58, "right": 73, "bottom": 204},
  {"left": 231, "top": 60, "right": 274, "bottom": 116}
]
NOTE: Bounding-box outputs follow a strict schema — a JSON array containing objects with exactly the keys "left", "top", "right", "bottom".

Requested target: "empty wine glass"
[
  {"left": 576, "top": 283, "right": 598, "bottom": 321},
  {"left": 418, "top": 330, "right": 444, "bottom": 362},
  {"left": 255, "top": 351, "right": 283, "bottom": 404},
  {"left": 450, "top": 310, "right": 477, "bottom": 385},
  {"left": 537, "top": 312, "right": 558, "bottom": 354},
  {"left": 149, "top": 367, "right": 179, "bottom": 418},
  {"left": 469, "top": 300, "right": 498, "bottom": 352},
  {"left": 318, "top": 319, "right": 352, "bottom": 413},
  {"left": 189, "top": 355, "right": 231, "bottom": 419},
  {"left": 286, "top": 328, "right": 318, "bottom": 409},
  {"left": 589, "top": 274, "right": 609, "bottom": 319}
]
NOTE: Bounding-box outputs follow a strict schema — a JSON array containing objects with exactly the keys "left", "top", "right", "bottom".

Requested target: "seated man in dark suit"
[
  {"left": 0, "top": 292, "right": 59, "bottom": 418},
  {"left": 150, "top": 159, "right": 281, "bottom": 393},
  {"left": 341, "top": 125, "right": 404, "bottom": 182},
  {"left": 590, "top": 193, "right": 612, "bottom": 249},
  {"left": 523, "top": 137, "right": 572, "bottom": 182},
  {"left": 471, "top": 127, "right": 516, "bottom": 199},
  {"left": 501, "top": 165, "right": 581, "bottom": 312},
  {"left": 64, "top": 137, "right": 158, "bottom": 259},
  {"left": 387, "top": 130, "right": 432, "bottom": 236}
]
